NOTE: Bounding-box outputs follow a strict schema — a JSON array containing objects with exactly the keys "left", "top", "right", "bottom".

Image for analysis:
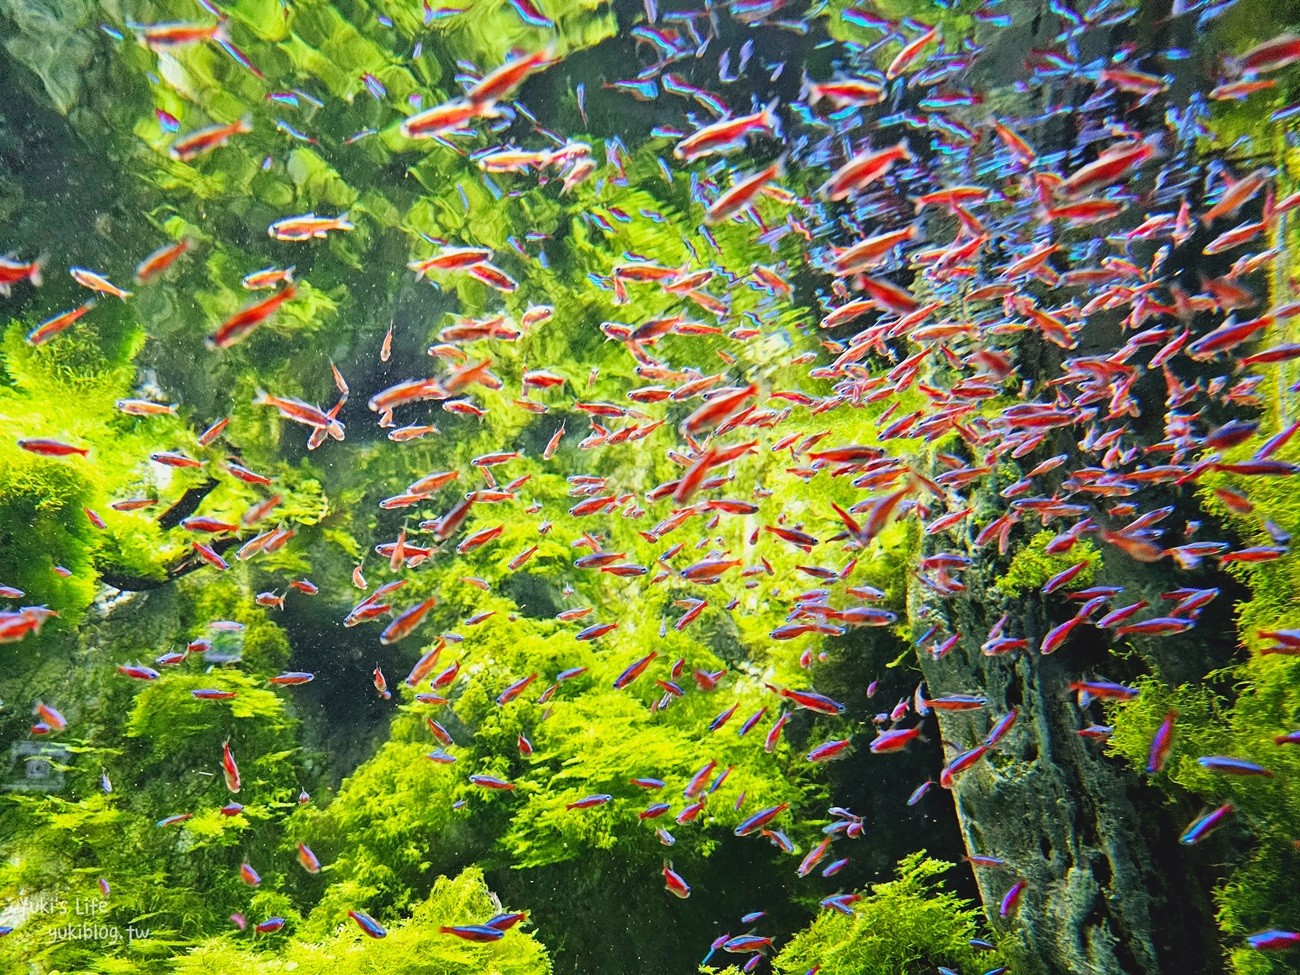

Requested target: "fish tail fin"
[
  {"left": 1032, "top": 171, "right": 1059, "bottom": 206},
  {"left": 29, "top": 255, "right": 45, "bottom": 288},
  {"left": 1143, "top": 128, "right": 1168, "bottom": 160},
  {"left": 914, "top": 682, "right": 931, "bottom": 715},
  {"left": 760, "top": 96, "right": 782, "bottom": 138},
  {"left": 830, "top": 501, "right": 862, "bottom": 537},
  {"left": 799, "top": 69, "right": 819, "bottom": 105}
]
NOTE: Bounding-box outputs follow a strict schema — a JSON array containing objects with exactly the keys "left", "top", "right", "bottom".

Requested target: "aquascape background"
[{"left": 0, "top": 0, "right": 1299, "bottom": 972}]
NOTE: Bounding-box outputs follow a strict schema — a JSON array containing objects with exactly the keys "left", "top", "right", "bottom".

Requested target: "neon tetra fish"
[
  {"left": 135, "top": 19, "right": 228, "bottom": 50},
  {"left": 70, "top": 267, "right": 132, "bottom": 300},
  {"left": 674, "top": 103, "right": 779, "bottom": 162},
  {"left": 169, "top": 117, "right": 252, "bottom": 163},
  {"left": 468, "top": 48, "right": 555, "bottom": 105},
  {"left": 134, "top": 239, "right": 192, "bottom": 283},
  {"left": 242, "top": 266, "right": 295, "bottom": 290},
  {"left": 400, "top": 100, "right": 495, "bottom": 139},
  {"left": 0, "top": 255, "right": 42, "bottom": 295},
  {"left": 268, "top": 213, "right": 355, "bottom": 241},
  {"left": 208, "top": 285, "right": 297, "bottom": 349},
  {"left": 27, "top": 302, "right": 95, "bottom": 345},
  {"left": 819, "top": 140, "right": 914, "bottom": 201}
]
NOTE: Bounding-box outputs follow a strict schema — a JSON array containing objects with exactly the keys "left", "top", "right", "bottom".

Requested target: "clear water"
[{"left": 1, "top": 1, "right": 1299, "bottom": 974}]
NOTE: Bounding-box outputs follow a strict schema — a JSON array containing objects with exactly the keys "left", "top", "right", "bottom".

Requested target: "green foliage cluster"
[
  {"left": 291, "top": 603, "right": 817, "bottom": 965},
  {"left": 0, "top": 0, "right": 1049, "bottom": 972},
  {"left": 1152, "top": 11, "right": 1300, "bottom": 968},
  {"left": 760, "top": 852, "right": 1000, "bottom": 975},
  {"left": 0, "top": 313, "right": 180, "bottom": 628},
  {"left": 992, "top": 529, "right": 1100, "bottom": 597},
  {"left": 1103, "top": 154, "right": 1300, "bottom": 975},
  {"left": 1103, "top": 497, "right": 1300, "bottom": 975},
  {"left": 172, "top": 868, "right": 550, "bottom": 975}
]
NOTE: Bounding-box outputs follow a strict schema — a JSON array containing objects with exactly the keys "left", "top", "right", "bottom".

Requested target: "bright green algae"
[{"left": 0, "top": 0, "right": 1298, "bottom": 974}]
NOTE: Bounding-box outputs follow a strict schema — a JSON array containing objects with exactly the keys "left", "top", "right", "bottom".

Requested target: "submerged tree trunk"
[
  {"left": 910, "top": 574, "right": 1150, "bottom": 974},
  {"left": 908, "top": 499, "right": 1223, "bottom": 975},
  {"left": 898, "top": 3, "right": 1231, "bottom": 971}
]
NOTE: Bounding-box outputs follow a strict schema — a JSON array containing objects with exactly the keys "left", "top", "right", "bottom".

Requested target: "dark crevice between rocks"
[{"left": 156, "top": 479, "right": 221, "bottom": 531}]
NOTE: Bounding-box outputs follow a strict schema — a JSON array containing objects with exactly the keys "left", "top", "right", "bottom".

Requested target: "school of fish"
[{"left": 4, "top": 0, "right": 1300, "bottom": 966}]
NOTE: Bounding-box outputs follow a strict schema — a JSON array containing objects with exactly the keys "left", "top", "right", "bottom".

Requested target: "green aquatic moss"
[
  {"left": 123, "top": 670, "right": 299, "bottom": 782},
  {"left": 298, "top": 607, "right": 813, "bottom": 893},
  {"left": 296, "top": 739, "right": 467, "bottom": 920},
  {"left": 92, "top": 516, "right": 175, "bottom": 585},
  {"left": 1107, "top": 393, "right": 1300, "bottom": 972},
  {"left": 993, "top": 530, "right": 1100, "bottom": 598},
  {"left": 1216, "top": 845, "right": 1300, "bottom": 975},
  {"left": 766, "top": 852, "right": 1001, "bottom": 975},
  {"left": 0, "top": 442, "right": 98, "bottom": 617},
  {"left": 0, "top": 314, "right": 183, "bottom": 625},
  {"left": 173, "top": 868, "right": 550, "bottom": 975},
  {"left": 0, "top": 2, "right": 1225, "bottom": 974}
]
